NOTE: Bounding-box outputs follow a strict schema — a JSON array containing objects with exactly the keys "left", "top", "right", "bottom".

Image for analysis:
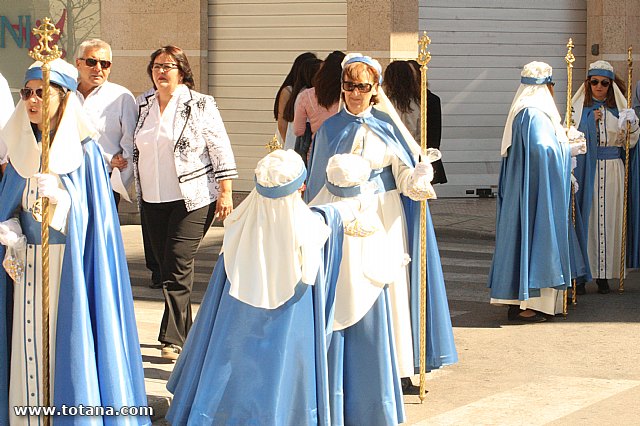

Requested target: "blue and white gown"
[
  {"left": 9, "top": 171, "right": 67, "bottom": 425},
  {"left": 489, "top": 107, "right": 572, "bottom": 314},
  {"left": 306, "top": 106, "right": 457, "bottom": 376},
  {"left": 0, "top": 95, "right": 150, "bottom": 425},
  {"left": 574, "top": 101, "right": 640, "bottom": 278},
  {"left": 310, "top": 186, "right": 405, "bottom": 426},
  {"left": 166, "top": 205, "right": 343, "bottom": 426}
]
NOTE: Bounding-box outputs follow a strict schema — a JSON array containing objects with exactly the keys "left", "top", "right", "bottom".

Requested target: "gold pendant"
[{"left": 32, "top": 198, "right": 43, "bottom": 222}]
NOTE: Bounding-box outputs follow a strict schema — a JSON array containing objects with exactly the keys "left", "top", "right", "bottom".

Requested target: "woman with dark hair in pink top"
[{"left": 294, "top": 51, "right": 345, "bottom": 138}]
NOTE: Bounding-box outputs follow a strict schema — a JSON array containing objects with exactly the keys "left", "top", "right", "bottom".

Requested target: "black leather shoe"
[
  {"left": 401, "top": 377, "right": 424, "bottom": 395},
  {"left": 507, "top": 306, "right": 547, "bottom": 323},
  {"left": 149, "top": 281, "right": 163, "bottom": 289},
  {"left": 575, "top": 283, "right": 586, "bottom": 295},
  {"left": 401, "top": 377, "right": 413, "bottom": 391},
  {"left": 596, "top": 279, "right": 610, "bottom": 294}
]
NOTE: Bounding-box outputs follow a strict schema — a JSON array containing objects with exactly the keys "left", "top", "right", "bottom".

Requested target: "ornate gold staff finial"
[
  {"left": 265, "top": 133, "right": 282, "bottom": 153},
  {"left": 29, "top": 18, "right": 62, "bottom": 426},
  {"left": 29, "top": 17, "right": 62, "bottom": 63},
  {"left": 417, "top": 31, "right": 432, "bottom": 69},
  {"left": 620, "top": 45, "right": 633, "bottom": 294},
  {"left": 417, "top": 29, "right": 431, "bottom": 405},
  {"left": 565, "top": 38, "right": 575, "bottom": 130}
]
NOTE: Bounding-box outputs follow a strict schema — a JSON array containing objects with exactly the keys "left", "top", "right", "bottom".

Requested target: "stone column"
[
  {"left": 587, "top": 0, "right": 640, "bottom": 83},
  {"left": 100, "top": 0, "right": 208, "bottom": 96},
  {"left": 346, "top": 0, "right": 419, "bottom": 67}
]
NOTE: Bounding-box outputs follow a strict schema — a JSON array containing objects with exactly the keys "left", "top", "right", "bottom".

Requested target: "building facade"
[{"left": 0, "top": 0, "right": 638, "bottom": 195}]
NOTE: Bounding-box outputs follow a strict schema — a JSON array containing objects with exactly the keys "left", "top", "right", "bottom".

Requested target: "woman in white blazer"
[{"left": 133, "top": 45, "right": 237, "bottom": 360}]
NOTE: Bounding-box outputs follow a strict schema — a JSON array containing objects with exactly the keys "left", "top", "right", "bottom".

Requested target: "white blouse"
[{"left": 136, "top": 85, "right": 186, "bottom": 203}]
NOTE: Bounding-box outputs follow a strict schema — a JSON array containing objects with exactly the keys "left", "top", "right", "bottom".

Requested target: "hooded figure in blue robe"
[
  {"left": 488, "top": 61, "right": 579, "bottom": 321},
  {"left": 0, "top": 59, "right": 149, "bottom": 424},
  {"left": 305, "top": 53, "right": 457, "bottom": 380},
  {"left": 166, "top": 149, "right": 343, "bottom": 426},
  {"left": 571, "top": 60, "right": 640, "bottom": 295}
]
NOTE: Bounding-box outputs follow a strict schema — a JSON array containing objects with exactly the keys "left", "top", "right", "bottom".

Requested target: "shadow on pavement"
[
  {"left": 144, "top": 367, "right": 171, "bottom": 381},
  {"left": 449, "top": 283, "right": 640, "bottom": 330}
]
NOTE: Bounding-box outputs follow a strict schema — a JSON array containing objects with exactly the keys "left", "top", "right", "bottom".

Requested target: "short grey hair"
[{"left": 75, "top": 39, "right": 112, "bottom": 60}]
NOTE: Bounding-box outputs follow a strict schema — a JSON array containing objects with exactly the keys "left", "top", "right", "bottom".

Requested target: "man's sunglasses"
[
  {"left": 589, "top": 78, "right": 610, "bottom": 88},
  {"left": 79, "top": 58, "right": 112, "bottom": 69},
  {"left": 342, "top": 81, "right": 374, "bottom": 93},
  {"left": 19, "top": 88, "right": 44, "bottom": 101}
]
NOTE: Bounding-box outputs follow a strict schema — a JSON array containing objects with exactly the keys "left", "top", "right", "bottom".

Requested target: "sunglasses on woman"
[
  {"left": 342, "top": 81, "right": 374, "bottom": 93},
  {"left": 589, "top": 78, "right": 610, "bottom": 88},
  {"left": 79, "top": 58, "right": 112, "bottom": 69},
  {"left": 19, "top": 87, "right": 44, "bottom": 101}
]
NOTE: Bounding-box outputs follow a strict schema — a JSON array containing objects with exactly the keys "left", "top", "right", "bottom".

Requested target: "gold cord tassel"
[{"left": 620, "top": 46, "right": 633, "bottom": 293}]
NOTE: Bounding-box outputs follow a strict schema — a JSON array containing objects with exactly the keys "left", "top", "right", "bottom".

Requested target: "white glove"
[
  {"left": 408, "top": 162, "right": 437, "bottom": 201},
  {"left": 618, "top": 108, "right": 639, "bottom": 129},
  {"left": 35, "top": 173, "right": 65, "bottom": 204},
  {"left": 0, "top": 218, "right": 24, "bottom": 247},
  {"left": 412, "top": 161, "right": 434, "bottom": 183},
  {"left": 570, "top": 141, "right": 586, "bottom": 157},
  {"left": 567, "top": 126, "right": 587, "bottom": 157},
  {"left": 567, "top": 125, "right": 585, "bottom": 141},
  {"left": 571, "top": 174, "right": 579, "bottom": 194}
]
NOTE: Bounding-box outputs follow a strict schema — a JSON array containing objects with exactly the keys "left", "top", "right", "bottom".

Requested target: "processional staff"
[
  {"left": 416, "top": 31, "right": 431, "bottom": 403},
  {"left": 29, "top": 17, "right": 62, "bottom": 426},
  {"left": 620, "top": 46, "right": 633, "bottom": 293},
  {"left": 564, "top": 38, "right": 577, "bottom": 310}
]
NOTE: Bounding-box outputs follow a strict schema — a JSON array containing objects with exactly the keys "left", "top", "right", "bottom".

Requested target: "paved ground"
[{"left": 121, "top": 197, "right": 640, "bottom": 425}]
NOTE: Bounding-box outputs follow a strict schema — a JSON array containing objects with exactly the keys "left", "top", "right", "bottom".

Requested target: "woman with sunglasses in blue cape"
[
  {"left": 572, "top": 60, "right": 640, "bottom": 295},
  {"left": 305, "top": 53, "right": 457, "bottom": 395},
  {"left": 0, "top": 58, "right": 149, "bottom": 425}
]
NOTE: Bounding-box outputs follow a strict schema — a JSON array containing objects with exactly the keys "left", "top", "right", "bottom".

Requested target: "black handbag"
[{"left": 294, "top": 121, "right": 313, "bottom": 167}]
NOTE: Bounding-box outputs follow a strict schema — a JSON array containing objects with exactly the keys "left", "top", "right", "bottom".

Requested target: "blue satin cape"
[
  {"left": 327, "top": 286, "right": 405, "bottom": 426},
  {"left": 305, "top": 108, "right": 457, "bottom": 372},
  {"left": 166, "top": 206, "right": 343, "bottom": 426},
  {"left": 488, "top": 108, "right": 572, "bottom": 300},
  {"left": 573, "top": 101, "right": 640, "bottom": 269},
  {"left": 0, "top": 139, "right": 149, "bottom": 425}
]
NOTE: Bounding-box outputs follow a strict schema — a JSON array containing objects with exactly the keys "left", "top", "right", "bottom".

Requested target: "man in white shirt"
[
  {"left": 0, "top": 72, "right": 14, "bottom": 176},
  {"left": 75, "top": 38, "right": 137, "bottom": 206}
]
